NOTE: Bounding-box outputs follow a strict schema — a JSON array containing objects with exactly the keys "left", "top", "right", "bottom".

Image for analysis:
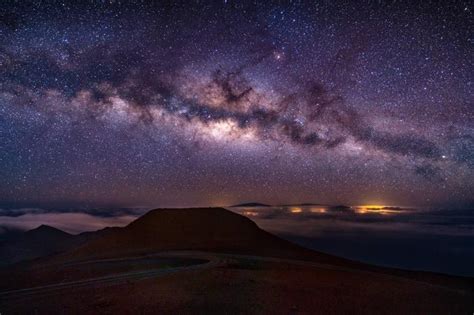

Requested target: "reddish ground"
[
  {"left": 1, "top": 208, "right": 472, "bottom": 314},
  {"left": 1, "top": 258, "right": 472, "bottom": 314}
]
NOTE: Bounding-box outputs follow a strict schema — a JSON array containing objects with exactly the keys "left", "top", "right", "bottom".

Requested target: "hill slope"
[
  {"left": 0, "top": 225, "right": 74, "bottom": 265},
  {"left": 64, "top": 208, "right": 346, "bottom": 264}
]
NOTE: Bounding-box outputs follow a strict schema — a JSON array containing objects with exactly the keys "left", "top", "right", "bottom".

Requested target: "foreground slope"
[{"left": 0, "top": 208, "right": 472, "bottom": 314}]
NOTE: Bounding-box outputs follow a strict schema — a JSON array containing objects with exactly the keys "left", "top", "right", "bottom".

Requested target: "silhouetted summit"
[
  {"left": 0, "top": 225, "right": 73, "bottom": 265},
  {"left": 26, "top": 224, "right": 71, "bottom": 237},
  {"left": 67, "top": 208, "right": 343, "bottom": 263}
]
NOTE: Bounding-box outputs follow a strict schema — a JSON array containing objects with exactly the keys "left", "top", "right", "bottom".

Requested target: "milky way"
[{"left": 0, "top": 1, "right": 472, "bottom": 208}]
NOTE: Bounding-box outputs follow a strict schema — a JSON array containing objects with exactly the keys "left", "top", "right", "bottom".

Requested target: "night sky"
[{"left": 0, "top": 1, "right": 472, "bottom": 209}]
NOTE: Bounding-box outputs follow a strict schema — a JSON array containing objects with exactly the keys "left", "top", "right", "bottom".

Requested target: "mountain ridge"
[{"left": 59, "top": 208, "right": 349, "bottom": 266}]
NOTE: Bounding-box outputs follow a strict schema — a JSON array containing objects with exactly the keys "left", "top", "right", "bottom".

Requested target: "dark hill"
[
  {"left": 27, "top": 224, "right": 70, "bottom": 237},
  {"left": 64, "top": 208, "right": 347, "bottom": 265},
  {"left": 0, "top": 225, "right": 74, "bottom": 265},
  {"left": 0, "top": 225, "right": 121, "bottom": 266}
]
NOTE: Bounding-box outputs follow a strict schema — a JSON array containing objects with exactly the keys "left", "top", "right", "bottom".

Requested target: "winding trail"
[
  {"left": 0, "top": 251, "right": 224, "bottom": 300},
  {"left": 0, "top": 251, "right": 467, "bottom": 300}
]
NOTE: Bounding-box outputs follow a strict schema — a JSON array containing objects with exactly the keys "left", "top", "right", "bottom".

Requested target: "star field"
[{"left": 0, "top": 1, "right": 472, "bottom": 208}]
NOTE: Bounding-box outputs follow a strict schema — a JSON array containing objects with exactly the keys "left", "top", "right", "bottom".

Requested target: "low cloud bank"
[{"left": 0, "top": 212, "right": 139, "bottom": 234}]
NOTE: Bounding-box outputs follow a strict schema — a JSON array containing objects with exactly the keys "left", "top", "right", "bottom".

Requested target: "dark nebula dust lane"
[{"left": 0, "top": 1, "right": 472, "bottom": 208}]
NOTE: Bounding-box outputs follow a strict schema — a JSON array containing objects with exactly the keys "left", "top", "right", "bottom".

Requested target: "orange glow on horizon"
[
  {"left": 309, "top": 207, "right": 327, "bottom": 213},
  {"left": 289, "top": 207, "right": 303, "bottom": 213},
  {"left": 242, "top": 210, "right": 259, "bottom": 217},
  {"left": 355, "top": 204, "right": 406, "bottom": 215}
]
